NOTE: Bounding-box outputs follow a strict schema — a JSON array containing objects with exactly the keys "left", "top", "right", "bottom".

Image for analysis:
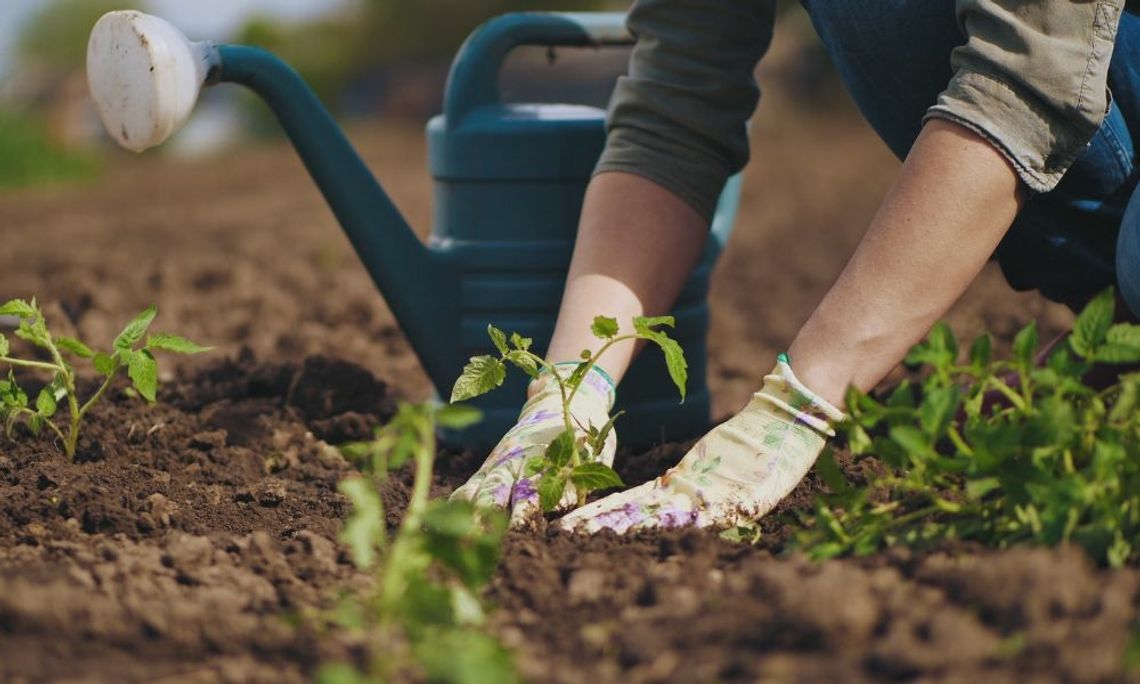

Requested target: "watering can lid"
[{"left": 428, "top": 102, "right": 607, "bottom": 181}]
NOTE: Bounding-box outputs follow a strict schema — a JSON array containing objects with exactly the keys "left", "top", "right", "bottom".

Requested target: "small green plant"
[
  {"left": 0, "top": 299, "right": 209, "bottom": 459},
  {"left": 796, "top": 287, "right": 1140, "bottom": 566},
  {"left": 319, "top": 402, "right": 517, "bottom": 684},
  {"left": 450, "top": 315, "right": 687, "bottom": 512}
]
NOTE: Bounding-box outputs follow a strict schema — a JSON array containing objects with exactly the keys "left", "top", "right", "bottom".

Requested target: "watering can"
[{"left": 85, "top": 10, "right": 742, "bottom": 449}]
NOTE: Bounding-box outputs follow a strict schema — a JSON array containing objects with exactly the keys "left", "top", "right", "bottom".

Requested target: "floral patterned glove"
[
  {"left": 449, "top": 363, "right": 617, "bottom": 526},
  {"left": 559, "top": 354, "right": 844, "bottom": 534}
]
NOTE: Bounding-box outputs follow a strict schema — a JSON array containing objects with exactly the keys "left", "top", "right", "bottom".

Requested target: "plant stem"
[
  {"left": 381, "top": 410, "right": 435, "bottom": 614},
  {"left": 42, "top": 336, "right": 81, "bottom": 460},
  {"left": 0, "top": 356, "right": 58, "bottom": 372}
]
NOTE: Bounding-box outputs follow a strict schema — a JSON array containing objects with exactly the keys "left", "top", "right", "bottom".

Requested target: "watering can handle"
[{"left": 443, "top": 12, "right": 632, "bottom": 123}]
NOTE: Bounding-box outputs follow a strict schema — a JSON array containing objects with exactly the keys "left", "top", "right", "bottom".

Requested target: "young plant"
[
  {"left": 795, "top": 287, "right": 1140, "bottom": 567},
  {"left": 450, "top": 315, "right": 687, "bottom": 511},
  {"left": 319, "top": 402, "right": 517, "bottom": 684},
  {"left": 0, "top": 299, "right": 209, "bottom": 459}
]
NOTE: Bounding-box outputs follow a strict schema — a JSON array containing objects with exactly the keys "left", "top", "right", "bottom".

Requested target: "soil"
[{"left": 1, "top": 18, "right": 1132, "bottom": 684}]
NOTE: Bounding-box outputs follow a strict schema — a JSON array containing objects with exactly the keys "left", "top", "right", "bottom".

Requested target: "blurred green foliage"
[
  {"left": 236, "top": 0, "right": 609, "bottom": 111},
  {"left": 0, "top": 111, "right": 98, "bottom": 188},
  {"left": 17, "top": 0, "right": 141, "bottom": 72}
]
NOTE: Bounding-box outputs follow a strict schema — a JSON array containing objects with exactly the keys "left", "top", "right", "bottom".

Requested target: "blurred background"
[{"left": 0, "top": 0, "right": 839, "bottom": 188}]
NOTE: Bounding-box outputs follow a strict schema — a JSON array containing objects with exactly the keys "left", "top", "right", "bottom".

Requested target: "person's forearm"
[
  {"left": 546, "top": 171, "right": 708, "bottom": 382},
  {"left": 788, "top": 118, "right": 1026, "bottom": 406}
]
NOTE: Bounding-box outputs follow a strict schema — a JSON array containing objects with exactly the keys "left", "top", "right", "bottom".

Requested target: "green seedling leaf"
[
  {"left": 338, "top": 476, "right": 384, "bottom": 568},
  {"left": 544, "top": 429, "right": 575, "bottom": 469},
  {"left": 16, "top": 316, "right": 49, "bottom": 348},
  {"left": 1095, "top": 344, "right": 1140, "bottom": 363},
  {"left": 487, "top": 325, "right": 508, "bottom": 355},
  {"left": 569, "top": 462, "right": 624, "bottom": 491},
  {"left": 113, "top": 305, "right": 157, "bottom": 351},
  {"left": 969, "top": 333, "right": 991, "bottom": 369},
  {"left": 413, "top": 629, "right": 520, "bottom": 684},
  {"left": 919, "top": 386, "right": 959, "bottom": 438},
  {"left": 0, "top": 333, "right": 7, "bottom": 357},
  {"left": 451, "top": 355, "right": 506, "bottom": 402},
  {"left": 523, "top": 456, "right": 545, "bottom": 477},
  {"left": 423, "top": 499, "right": 507, "bottom": 589},
  {"left": 585, "top": 411, "right": 624, "bottom": 457},
  {"left": 634, "top": 323, "right": 687, "bottom": 401},
  {"left": 146, "top": 332, "right": 211, "bottom": 355},
  {"left": 905, "top": 322, "right": 957, "bottom": 370},
  {"left": 591, "top": 315, "right": 619, "bottom": 339},
  {"left": 93, "top": 352, "right": 117, "bottom": 377},
  {"left": 1012, "top": 320, "right": 1038, "bottom": 370},
  {"left": 510, "top": 332, "right": 532, "bottom": 352},
  {"left": 505, "top": 350, "right": 539, "bottom": 378},
  {"left": 128, "top": 349, "right": 158, "bottom": 402},
  {"left": 1070, "top": 287, "right": 1115, "bottom": 358},
  {"left": 435, "top": 403, "right": 483, "bottom": 430},
  {"left": 315, "top": 663, "right": 372, "bottom": 684},
  {"left": 35, "top": 388, "right": 56, "bottom": 418},
  {"left": 538, "top": 471, "right": 568, "bottom": 511},
  {"left": 27, "top": 413, "right": 43, "bottom": 436},
  {"left": 56, "top": 336, "right": 93, "bottom": 358},
  {"left": 0, "top": 299, "right": 36, "bottom": 318},
  {"left": 632, "top": 315, "right": 675, "bottom": 333},
  {"left": 815, "top": 449, "right": 851, "bottom": 493}
]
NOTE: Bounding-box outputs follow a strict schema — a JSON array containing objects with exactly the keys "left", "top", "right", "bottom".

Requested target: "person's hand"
[
  {"left": 559, "top": 355, "right": 843, "bottom": 533},
  {"left": 449, "top": 363, "right": 616, "bottom": 526}
]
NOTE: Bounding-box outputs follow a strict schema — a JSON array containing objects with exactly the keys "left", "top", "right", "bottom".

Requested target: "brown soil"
[{"left": 1, "top": 18, "right": 1130, "bottom": 684}]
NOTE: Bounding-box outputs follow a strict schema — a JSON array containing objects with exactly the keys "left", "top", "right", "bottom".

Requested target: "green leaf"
[
  {"left": 505, "top": 349, "right": 539, "bottom": 378},
  {"left": 969, "top": 334, "right": 991, "bottom": 369},
  {"left": 918, "top": 386, "right": 959, "bottom": 438},
  {"left": 889, "top": 424, "right": 935, "bottom": 460},
  {"left": 423, "top": 499, "right": 506, "bottom": 589},
  {"left": 93, "top": 352, "right": 117, "bottom": 377},
  {"left": 128, "top": 349, "right": 158, "bottom": 402},
  {"left": 537, "top": 472, "right": 568, "bottom": 511},
  {"left": 0, "top": 375, "right": 27, "bottom": 409},
  {"left": 435, "top": 403, "right": 483, "bottom": 429},
  {"left": 314, "top": 663, "right": 371, "bottom": 684},
  {"left": 1012, "top": 320, "right": 1039, "bottom": 370},
  {"left": 0, "top": 299, "right": 36, "bottom": 318},
  {"left": 413, "top": 629, "right": 520, "bottom": 684},
  {"left": 544, "top": 429, "right": 575, "bottom": 469},
  {"left": 590, "top": 315, "right": 619, "bottom": 339},
  {"left": 585, "top": 410, "right": 624, "bottom": 457},
  {"left": 569, "top": 462, "right": 624, "bottom": 491},
  {"left": 0, "top": 333, "right": 7, "bottom": 357},
  {"left": 510, "top": 332, "right": 532, "bottom": 352},
  {"left": 1107, "top": 323, "right": 1140, "bottom": 348},
  {"left": 450, "top": 355, "right": 506, "bottom": 402},
  {"left": 905, "top": 322, "right": 957, "bottom": 370},
  {"left": 27, "top": 413, "right": 43, "bottom": 436},
  {"left": 338, "top": 477, "right": 384, "bottom": 568},
  {"left": 633, "top": 321, "right": 688, "bottom": 401},
  {"left": 815, "top": 449, "right": 851, "bottom": 493},
  {"left": 1094, "top": 343, "right": 1140, "bottom": 363},
  {"left": 56, "top": 336, "right": 93, "bottom": 358},
  {"left": 965, "top": 477, "right": 1001, "bottom": 500},
  {"left": 632, "top": 315, "right": 675, "bottom": 333},
  {"left": 35, "top": 388, "right": 56, "bottom": 418},
  {"left": 1070, "top": 287, "right": 1115, "bottom": 358},
  {"left": 113, "top": 305, "right": 157, "bottom": 351},
  {"left": 523, "top": 456, "right": 545, "bottom": 477},
  {"left": 487, "top": 325, "right": 508, "bottom": 355},
  {"left": 145, "top": 332, "right": 211, "bottom": 355}
]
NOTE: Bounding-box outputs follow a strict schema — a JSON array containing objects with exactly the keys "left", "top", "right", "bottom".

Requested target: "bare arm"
[
  {"left": 788, "top": 118, "right": 1025, "bottom": 406},
  {"left": 546, "top": 171, "right": 707, "bottom": 381}
]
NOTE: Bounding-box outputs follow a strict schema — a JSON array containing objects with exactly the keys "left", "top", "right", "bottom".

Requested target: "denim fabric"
[{"left": 803, "top": 0, "right": 1140, "bottom": 312}]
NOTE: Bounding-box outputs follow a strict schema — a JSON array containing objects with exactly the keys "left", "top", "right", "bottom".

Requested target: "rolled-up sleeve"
[
  {"left": 595, "top": 0, "right": 776, "bottom": 222},
  {"left": 926, "top": 0, "right": 1126, "bottom": 193}
]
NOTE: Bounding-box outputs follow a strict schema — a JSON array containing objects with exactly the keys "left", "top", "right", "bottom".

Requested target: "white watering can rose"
[{"left": 87, "top": 11, "right": 218, "bottom": 152}]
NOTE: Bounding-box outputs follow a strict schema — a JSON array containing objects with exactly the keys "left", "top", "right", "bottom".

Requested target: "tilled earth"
[{"left": 1, "top": 35, "right": 1129, "bottom": 683}]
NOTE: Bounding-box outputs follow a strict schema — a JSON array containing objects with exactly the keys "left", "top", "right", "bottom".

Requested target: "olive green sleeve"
[
  {"left": 926, "top": 0, "right": 1126, "bottom": 193},
  {"left": 595, "top": 0, "right": 776, "bottom": 222}
]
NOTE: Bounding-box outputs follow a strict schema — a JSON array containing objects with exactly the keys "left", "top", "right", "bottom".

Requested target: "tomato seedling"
[
  {"left": 450, "top": 315, "right": 687, "bottom": 511},
  {"left": 322, "top": 402, "right": 517, "bottom": 684},
  {"left": 0, "top": 299, "right": 209, "bottom": 459},
  {"left": 797, "top": 287, "right": 1140, "bottom": 567}
]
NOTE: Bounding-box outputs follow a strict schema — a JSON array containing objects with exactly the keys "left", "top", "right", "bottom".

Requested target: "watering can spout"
[{"left": 87, "top": 11, "right": 461, "bottom": 393}]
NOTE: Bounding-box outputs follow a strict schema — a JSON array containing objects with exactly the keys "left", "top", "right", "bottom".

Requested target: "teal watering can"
[{"left": 86, "top": 10, "right": 741, "bottom": 449}]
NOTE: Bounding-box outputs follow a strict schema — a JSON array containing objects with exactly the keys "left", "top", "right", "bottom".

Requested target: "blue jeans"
[{"left": 801, "top": 0, "right": 1140, "bottom": 314}]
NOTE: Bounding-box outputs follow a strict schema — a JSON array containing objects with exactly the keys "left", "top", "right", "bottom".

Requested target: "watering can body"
[{"left": 85, "top": 10, "right": 741, "bottom": 450}]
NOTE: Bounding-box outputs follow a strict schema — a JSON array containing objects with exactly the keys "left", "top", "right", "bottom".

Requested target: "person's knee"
[{"left": 1116, "top": 199, "right": 1140, "bottom": 318}]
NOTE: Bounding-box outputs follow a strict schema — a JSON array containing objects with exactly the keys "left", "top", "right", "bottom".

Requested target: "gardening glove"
[
  {"left": 559, "top": 354, "right": 844, "bottom": 534},
  {"left": 449, "top": 362, "right": 617, "bottom": 527}
]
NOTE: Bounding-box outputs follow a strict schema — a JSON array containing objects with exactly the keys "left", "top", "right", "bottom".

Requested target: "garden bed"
[{"left": 1, "top": 98, "right": 1129, "bottom": 682}]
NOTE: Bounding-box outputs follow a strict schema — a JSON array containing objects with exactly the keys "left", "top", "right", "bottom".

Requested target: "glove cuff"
[{"left": 757, "top": 353, "right": 846, "bottom": 437}]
